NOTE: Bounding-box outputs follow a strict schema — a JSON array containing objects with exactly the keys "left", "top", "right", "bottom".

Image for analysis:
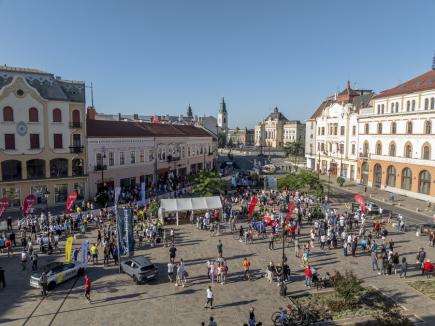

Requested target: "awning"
[{"left": 159, "top": 196, "right": 222, "bottom": 213}]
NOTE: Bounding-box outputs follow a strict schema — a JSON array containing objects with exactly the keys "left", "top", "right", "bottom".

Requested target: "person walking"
[
  {"left": 217, "top": 240, "right": 223, "bottom": 258},
  {"left": 304, "top": 265, "right": 312, "bottom": 287},
  {"left": 90, "top": 243, "right": 98, "bottom": 265},
  {"left": 400, "top": 257, "right": 407, "bottom": 278},
  {"left": 84, "top": 274, "right": 91, "bottom": 303},
  {"left": 167, "top": 261, "right": 174, "bottom": 283},
  {"left": 169, "top": 244, "right": 177, "bottom": 263},
  {"left": 39, "top": 272, "right": 48, "bottom": 297},
  {"left": 268, "top": 233, "right": 274, "bottom": 250},
  {"left": 21, "top": 250, "right": 27, "bottom": 271},
  {"left": 31, "top": 251, "right": 38, "bottom": 271},
  {"left": 204, "top": 286, "right": 214, "bottom": 309},
  {"left": 242, "top": 257, "right": 251, "bottom": 280}
]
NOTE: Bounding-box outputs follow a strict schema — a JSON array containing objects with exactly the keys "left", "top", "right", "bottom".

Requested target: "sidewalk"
[{"left": 320, "top": 174, "right": 435, "bottom": 219}]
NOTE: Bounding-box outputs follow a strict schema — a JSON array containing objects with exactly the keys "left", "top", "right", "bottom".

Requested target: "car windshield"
[{"left": 140, "top": 264, "right": 155, "bottom": 272}]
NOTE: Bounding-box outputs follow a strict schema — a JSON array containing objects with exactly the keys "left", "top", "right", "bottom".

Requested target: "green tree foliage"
[
  {"left": 192, "top": 171, "right": 225, "bottom": 196},
  {"left": 278, "top": 170, "right": 324, "bottom": 197},
  {"left": 148, "top": 200, "right": 160, "bottom": 218},
  {"left": 333, "top": 270, "right": 364, "bottom": 308},
  {"left": 336, "top": 176, "right": 345, "bottom": 187},
  {"left": 284, "top": 141, "right": 305, "bottom": 158}
]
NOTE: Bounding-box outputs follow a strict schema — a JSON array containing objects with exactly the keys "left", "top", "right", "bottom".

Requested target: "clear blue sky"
[{"left": 1, "top": 0, "right": 434, "bottom": 128}]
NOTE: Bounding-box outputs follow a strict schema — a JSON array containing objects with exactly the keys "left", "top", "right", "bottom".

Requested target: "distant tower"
[
  {"left": 187, "top": 104, "right": 193, "bottom": 118},
  {"left": 218, "top": 97, "right": 228, "bottom": 135}
]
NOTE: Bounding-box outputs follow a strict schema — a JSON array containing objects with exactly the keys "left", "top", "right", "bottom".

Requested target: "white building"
[{"left": 217, "top": 97, "right": 228, "bottom": 136}]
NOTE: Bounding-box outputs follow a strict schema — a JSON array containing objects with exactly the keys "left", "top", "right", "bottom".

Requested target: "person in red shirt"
[
  {"left": 84, "top": 274, "right": 91, "bottom": 303},
  {"left": 304, "top": 265, "right": 313, "bottom": 287},
  {"left": 423, "top": 260, "right": 434, "bottom": 278}
]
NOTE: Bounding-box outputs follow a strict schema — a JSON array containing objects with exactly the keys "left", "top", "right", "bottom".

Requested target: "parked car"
[
  {"left": 30, "top": 261, "right": 85, "bottom": 290},
  {"left": 365, "top": 202, "right": 380, "bottom": 214},
  {"left": 419, "top": 223, "right": 435, "bottom": 235},
  {"left": 121, "top": 256, "right": 159, "bottom": 284}
]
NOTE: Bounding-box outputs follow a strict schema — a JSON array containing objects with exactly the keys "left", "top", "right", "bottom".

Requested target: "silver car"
[
  {"left": 121, "top": 256, "right": 159, "bottom": 284},
  {"left": 365, "top": 202, "right": 380, "bottom": 214},
  {"left": 30, "top": 261, "right": 85, "bottom": 290}
]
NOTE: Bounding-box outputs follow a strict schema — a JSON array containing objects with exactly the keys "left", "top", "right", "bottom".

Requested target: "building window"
[
  {"left": 30, "top": 134, "right": 40, "bottom": 149},
  {"left": 406, "top": 101, "right": 410, "bottom": 112},
  {"left": 29, "top": 107, "right": 39, "bottom": 122},
  {"left": 391, "top": 122, "right": 397, "bottom": 134},
  {"left": 395, "top": 102, "right": 399, "bottom": 113},
  {"left": 351, "top": 143, "right": 356, "bottom": 155},
  {"left": 381, "top": 104, "right": 385, "bottom": 114},
  {"left": 377, "top": 123, "right": 382, "bottom": 134},
  {"left": 386, "top": 165, "right": 396, "bottom": 187},
  {"left": 404, "top": 143, "right": 412, "bottom": 158},
  {"left": 422, "top": 144, "right": 431, "bottom": 160},
  {"left": 4, "top": 134, "right": 15, "bottom": 150},
  {"left": 50, "top": 158, "right": 68, "bottom": 177},
  {"left": 406, "top": 121, "right": 413, "bottom": 134},
  {"left": 364, "top": 123, "right": 369, "bottom": 134},
  {"left": 401, "top": 168, "right": 412, "bottom": 191},
  {"left": 340, "top": 126, "right": 345, "bottom": 135},
  {"left": 362, "top": 141, "right": 369, "bottom": 157},
  {"left": 425, "top": 120, "right": 432, "bottom": 134},
  {"left": 389, "top": 142, "right": 396, "bottom": 156},
  {"left": 27, "top": 159, "right": 45, "bottom": 179},
  {"left": 425, "top": 98, "right": 429, "bottom": 110},
  {"left": 3, "top": 106, "right": 13, "bottom": 121},
  {"left": 377, "top": 105, "right": 380, "bottom": 114},
  {"left": 321, "top": 127, "right": 325, "bottom": 135},
  {"left": 418, "top": 170, "right": 431, "bottom": 195},
  {"left": 108, "top": 152, "right": 114, "bottom": 166},
  {"left": 431, "top": 98, "right": 435, "bottom": 110},
  {"left": 375, "top": 142, "right": 382, "bottom": 155},
  {"left": 391, "top": 103, "right": 395, "bottom": 113},
  {"left": 130, "top": 151, "right": 136, "bottom": 164},
  {"left": 412, "top": 100, "right": 416, "bottom": 111},
  {"left": 352, "top": 126, "right": 356, "bottom": 136},
  {"left": 120, "top": 152, "right": 125, "bottom": 165},
  {"left": 1, "top": 160, "right": 22, "bottom": 181},
  {"left": 54, "top": 184, "right": 68, "bottom": 203},
  {"left": 53, "top": 134, "right": 63, "bottom": 149},
  {"left": 53, "top": 108, "right": 62, "bottom": 122},
  {"left": 149, "top": 149, "right": 154, "bottom": 161},
  {"left": 140, "top": 150, "right": 144, "bottom": 163}
]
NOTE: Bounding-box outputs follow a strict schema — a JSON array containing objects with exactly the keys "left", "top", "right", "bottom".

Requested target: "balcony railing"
[
  {"left": 94, "top": 164, "right": 107, "bottom": 171},
  {"left": 69, "top": 122, "right": 82, "bottom": 128},
  {"left": 69, "top": 145, "right": 84, "bottom": 154},
  {"left": 359, "top": 152, "right": 370, "bottom": 159}
]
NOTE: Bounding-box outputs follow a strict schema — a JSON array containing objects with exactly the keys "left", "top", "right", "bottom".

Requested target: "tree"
[
  {"left": 192, "top": 171, "right": 226, "bottom": 196},
  {"left": 227, "top": 138, "right": 234, "bottom": 148},
  {"left": 278, "top": 170, "right": 324, "bottom": 197},
  {"left": 148, "top": 200, "right": 160, "bottom": 218},
  {"left": 284, "top": 140, "right": 305, "bottom": 171},
  {"left": 218, "top": 133, "right": 226, "bottom": 148}
]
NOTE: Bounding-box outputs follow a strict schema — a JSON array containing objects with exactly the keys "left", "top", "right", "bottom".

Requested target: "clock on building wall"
[{"left": 16, "top": 121, "right": 28, "bottom": 136}]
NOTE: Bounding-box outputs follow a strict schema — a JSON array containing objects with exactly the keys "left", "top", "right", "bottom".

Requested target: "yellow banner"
[{"left": 65, "top": 237, "right": 73, "bottom": 262}]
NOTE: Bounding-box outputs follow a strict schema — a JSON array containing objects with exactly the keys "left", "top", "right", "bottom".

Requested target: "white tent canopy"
[{"left": 158, "top": 196, "right": 222, "bottom": 225}]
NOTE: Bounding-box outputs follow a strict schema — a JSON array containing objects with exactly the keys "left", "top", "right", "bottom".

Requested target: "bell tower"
[{"left": 218, "top": 97, "right": 228, "bottom": 135}]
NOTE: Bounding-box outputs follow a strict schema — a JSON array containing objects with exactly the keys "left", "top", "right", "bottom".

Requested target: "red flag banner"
[
  {"left": 248, "top": 197, "right": 258, "bottom": 218},
  {"left": 66, "top": 191, "right": 78, "bottom": 212},
  {"left": 354, "top": 194, "right": 367, "bottom": 214},
  {"left": 0, "top": 198, "right": 10, "bottom": 218},
  {"left": 286, "top": 202, "right": 296, "bottom": 223},
  {"left": 23, "top": 194, "right": 36, "bottom": 216}
]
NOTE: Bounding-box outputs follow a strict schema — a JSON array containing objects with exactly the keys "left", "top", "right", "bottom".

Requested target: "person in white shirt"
[
  {"left": 204, "top": 286, "right": 214, "bottom": 309},
  {"left": 167, "top": 262, "right": 174, "bottom": 282}
]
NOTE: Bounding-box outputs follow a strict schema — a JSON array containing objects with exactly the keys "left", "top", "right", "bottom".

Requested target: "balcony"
[
  {"left": 167, "top": 155, "right": 180, "bottom": 162},
  {"left": 359, "top": 152, "right": 370, "bottom": 159},
  {"left": 94, "top": 164, "right": 107, "bottom": 171},
  {"left": 69, "top": 122, "right": 82, "bottom": 128},
  {"left": 69, "top": 145, "right": 84, "bottom": 154}
]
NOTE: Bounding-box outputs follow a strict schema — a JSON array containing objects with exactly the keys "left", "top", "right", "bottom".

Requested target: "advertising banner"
[
  {"left": 140, "top": 182, "right": 146, "bottom": 207},
  {"left": 354, "top": 194, "right": 367, "bottom": 214},
  {"left": 0, "top": 198, "right": 10, "bottom": 218},
  {"left": 65, "top": 236, "right": 73, "bottom": 262},
  {"left": 66, "top": 191, "right": 78, "bottom": 212},
  {"left": 116, "top": 207, "right": 134, "bottom": 257},
  {"left": 248, "top": 197, "right": 258, "bottom": 218},
  {"left": 22, "top": 194, "right": 36, "bottom": 216},
  {"left": 114, "top": 187, "right": 121, "bottom": 206}
]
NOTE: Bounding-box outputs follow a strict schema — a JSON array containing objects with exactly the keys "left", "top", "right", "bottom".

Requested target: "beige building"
[
  {"left": 227, "top": 127, "right": 254, "bottom": 147},
  {"left": 0, "top": 66, "right": 86, "bottom": 209},
  {"left": 255, "top": 107, "right": 305, "bottom": 148}
]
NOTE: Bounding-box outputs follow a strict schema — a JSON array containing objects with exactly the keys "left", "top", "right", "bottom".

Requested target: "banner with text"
[
  {"left": 0, "top": 198, "right": 10, "bottom": 219},
  {"left": 116, "top": 207, "right": 135, "bottom": 257},
  {"left": 66, "top": 191, "right": 78, "bottom": 212},
  {"left": 65, "top": 236, "right": 73, "bottom": 262},
  {"left": 22, "top": 194, "right": 36, "bottom": 216}
]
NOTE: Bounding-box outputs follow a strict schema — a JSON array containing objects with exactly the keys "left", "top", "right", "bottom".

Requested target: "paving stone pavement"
[{"left": 2, "top": 209, "right": 435, "bottom": 325}]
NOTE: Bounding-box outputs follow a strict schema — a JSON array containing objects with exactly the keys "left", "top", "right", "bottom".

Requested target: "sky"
[{"left": 1, "top": 0, "right": 435, "bottom": 128}]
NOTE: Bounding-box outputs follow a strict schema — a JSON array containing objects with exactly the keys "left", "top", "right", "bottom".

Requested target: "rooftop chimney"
[{"left": 87, "top": 106, "right": 96, "bottom": 120}]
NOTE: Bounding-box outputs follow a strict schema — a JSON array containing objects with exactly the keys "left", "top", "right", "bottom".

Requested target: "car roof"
[{"left": 131, "top": 256, "right": 152, "bottom": 266}]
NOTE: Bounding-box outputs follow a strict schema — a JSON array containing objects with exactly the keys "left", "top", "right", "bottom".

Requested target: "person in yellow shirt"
[{"left": 90, "top": 243, "right": 98, "bottom": 265}]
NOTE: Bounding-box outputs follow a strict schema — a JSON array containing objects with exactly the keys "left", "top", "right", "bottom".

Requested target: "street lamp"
[
  {"left": 43, "top": 189, "right": 50, "bottom": 217},
  {"left": 280, "top": 210, "right": 288, "bottom": 297}
]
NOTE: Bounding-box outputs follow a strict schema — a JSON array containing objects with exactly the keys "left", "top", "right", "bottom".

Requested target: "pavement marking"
[{"left": 22, "top": 295, "right": 46, "bottom": 326}]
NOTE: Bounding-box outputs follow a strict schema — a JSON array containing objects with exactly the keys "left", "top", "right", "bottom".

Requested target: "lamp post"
[{"left": 279, "top": 207, "right": 288, "bottom": 297}]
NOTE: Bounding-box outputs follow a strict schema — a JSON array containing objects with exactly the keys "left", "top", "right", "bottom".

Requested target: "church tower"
[{"left": 218, "top": 97, "right": 228, "bottom": 135}]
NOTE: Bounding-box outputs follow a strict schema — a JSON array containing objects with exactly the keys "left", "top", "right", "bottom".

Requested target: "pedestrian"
[
  {"left": 31, "top": 251, "right": 38, "bottom": 271},
  {"left": 248, "top": 307, "right": 256, "bottom": 326},
  {"left": 304, "top": 265, "right": 312, "bottom": 287},
  {"left": 84, "top": 274, "right": 91, "bottom": 303},
  {"left": 204, "top": 286, "right": 214, "bottom": 309},
  {"left": 167, "top": 261, "right": 174, "bottom": 282},
  {"left": 0, "top": 266, "right": 5, "bottom": 288},
  {"left": 39, "top": 272, "right": 48, "bottom": 297},
  {"left": 90, "top": 243, "right": 98, "bottom": 264},
  {"left": 242, "top": 257, "right": 251, "bottom": 280},
  {"left": 371, "top": 252, "right": 379, "bottom": 273},
  {"left": 169, "top": 244, "right": 177, "bottom": 263},
  {"left": 268, "top": 233, "right": 274, "bottom": 250},
  {"left": 417, "top": 248, "right": 426, "bottom": 274},
  {"left": 21, "top": 250, "right": 27, "bottom": 271},
  {"left": 400, "top": 257, "right": 407, "bottom": 278},
  {"left": 217, "top": 240, "right": 223, "bottom": 258},
  {"left": 208, "top": 316, "right": 217, "bottom": 326}
]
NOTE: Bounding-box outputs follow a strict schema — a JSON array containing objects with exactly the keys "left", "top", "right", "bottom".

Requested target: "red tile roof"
[
  {"left": 87, "top": 120, "right": 212, "bottom": 138},
  {"left": 308, "top": 99, "right": 333, "bottom": 120},
  {"left": 373, "top": 70, "right": 435, "bottom": 99}
]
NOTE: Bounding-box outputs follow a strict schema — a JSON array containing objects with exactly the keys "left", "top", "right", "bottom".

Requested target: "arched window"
[
  {"left": 425, "top": 120, "right": 431, "bottom": 134},
  {"left": 386, "top": 165, "right": 396, "bottom": 187},
  {"left": 412, "top": 100, "right": 416, "bottom": 111},
  {"left": 425, "top": 98, "right": 429, "bottom": 110},
  {"left": 373, "top": 164, "right": 382, "bottom": 187},
  {"left": 390, "top": 103, "right": 394, "bottom": 113},
  {"left": 406, "top": 121, "right": 413, "bottom": 134},
  {"left": 377, "top": 105, "right": 380, "bottom": 114},
  {"left": 28, "top": 107, "right": 38, "bottom": 122},
  {"left": 404, "top": 142, "right": 413, "bottom": 158},
  {"left": 1, "top": 160, "right": 22, "bottom": 181},
  {"left": 381, "top": 104, "right": 385, "bottom": 114},
  {"left": 406, "top": 101, "right": 410, "bottom": 112},
  {"left": 364, "top": 123, "right": 369, "bottom": 134},
  {"left": 377, "top": 123, "right": 382, "bottom": 134},
  {"left": 50, "top": 158, "right": 68, "bottom": 177},
  {"left": 418, "top": 170, "right": 431, "bottom": 194},
  {"left": 431, "top": 98, "right": 435, "bottom": 110},
  {"left": 422, "top": 144, "right": 431, "bottom": 160},
  {"left": 391, "top": 122, "right": 397, "bottom": 134},
  {"left": 53, "top": 108, "right": 62, "bottom": 122},
  {"left": 389, "top": 142, "right": 396, "bottom": 156},
  {"left": 3, "top": 106, "right": 13, "bottom": 121},
  {"left": 26, "top": 159, "right": 46, "bottom": 179},
  {"left": 395, "top": 102, "right": 399, "bottom": 112},
  {"left": 72, "top": 109, "right": 80, "bottom": 122},
  {"left": 362, "top": 141, "right": 369, "bottom": 157},
  {"left": 401, "top": 168, "right": 412, "bottom": 191},
  {"left": 375, "top": 141, "right": 382, "bottom": 155}
]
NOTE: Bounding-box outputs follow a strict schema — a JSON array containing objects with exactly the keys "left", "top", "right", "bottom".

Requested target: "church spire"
[
  {"left": 187, "top": 104, "right": 193, "bottom": 118},
  {"left": 219, "top": 97, "right": 227, "bottom": 113}
]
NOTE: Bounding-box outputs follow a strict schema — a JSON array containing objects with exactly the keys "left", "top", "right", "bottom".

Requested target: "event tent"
[{"left": 158, "top": 196, "right": 222, "bottom": 225}]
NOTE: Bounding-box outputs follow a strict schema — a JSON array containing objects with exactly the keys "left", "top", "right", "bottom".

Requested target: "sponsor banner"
[
  {"left": 248, "top": 197, "right": 258, "bottom": 218},
  {"left": 22, "top": 194, "right": 36, "bottom": 216},
  {"left": 0, "top": 198, "right": 10, "bottom": 218},
  {"left": 66, "top": 191, "right": 78, "bottom": 212},
  {"left": 81, "top": 240, "right": 89, "bottom": 268},
  {"left": 114, "top": 187, "right": 121, "bottom": 206},
  {"left": 140, "top": 182, "right": 146, "bottom": 207},
  {"left": 117, "top": 207, "right": 134, "bottom": 257},
  {"left": 354, "top": 194, "right": 367, "bottom": 214},
  {"left": 65, "top": 236, "right": 73, "bottom": 262}
]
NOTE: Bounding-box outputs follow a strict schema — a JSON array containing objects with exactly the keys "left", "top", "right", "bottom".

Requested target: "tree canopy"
[
  {"left": 192, "top": 171, "right": 226, "bottom": 196},
  {"left": 278, "top": 170, "right": 324, "bottom": 197}
]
